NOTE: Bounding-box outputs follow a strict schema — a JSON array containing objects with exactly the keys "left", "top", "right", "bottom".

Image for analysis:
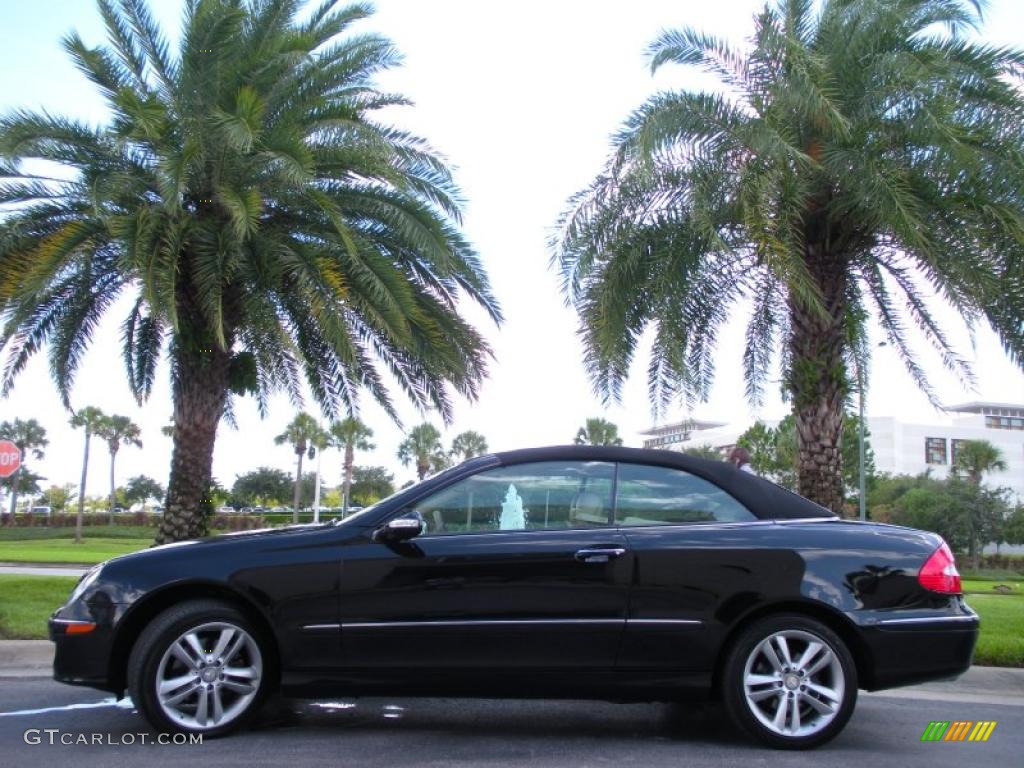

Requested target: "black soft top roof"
[{"left": 489, "top": 445, "right": 834, "bottom": 521}]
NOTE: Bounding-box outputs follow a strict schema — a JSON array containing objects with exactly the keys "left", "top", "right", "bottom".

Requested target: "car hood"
[{"left": 104, "top": 522, "right": 333, "bottom": 565}]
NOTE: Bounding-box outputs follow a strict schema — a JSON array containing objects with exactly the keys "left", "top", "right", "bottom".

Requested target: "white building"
[
  {"left": 870, "top": 402, "right": 1023, "bottom": 501},
  {"left": 643, "top": 401, "right": 1024, "bottom": 501},
  {"left": 640, "top": 419, "right": 727, "bottom": 450}
]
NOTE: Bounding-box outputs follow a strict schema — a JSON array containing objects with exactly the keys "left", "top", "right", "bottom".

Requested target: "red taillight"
[{"left": 918, "top": 541, "right": 962, "bottom": 594}]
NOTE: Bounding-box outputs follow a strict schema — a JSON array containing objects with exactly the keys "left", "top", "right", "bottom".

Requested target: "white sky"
[{"left": 1, "top": 0, "right": 1022, "bottom": 496}]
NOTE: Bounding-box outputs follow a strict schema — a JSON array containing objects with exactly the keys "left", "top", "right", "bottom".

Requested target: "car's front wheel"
[
  {"left": 721, "top": 614, "right": 857, "bottom": 749},
  {"left": 128, "top": 600, "right": 270, "bottom": 736}
]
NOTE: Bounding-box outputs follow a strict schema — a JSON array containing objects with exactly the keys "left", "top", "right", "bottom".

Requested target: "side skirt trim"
[{"left": 302, "top": 618, "right": 703, "bottom": 631}]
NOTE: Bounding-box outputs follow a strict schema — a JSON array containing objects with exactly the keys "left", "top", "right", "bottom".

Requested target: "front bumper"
[{"left": 49, "top": 611, "right": 120, "bottom": 693}]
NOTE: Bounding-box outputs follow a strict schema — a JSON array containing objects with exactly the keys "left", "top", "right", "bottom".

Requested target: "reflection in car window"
[
  {"left": 332, "top": 487, "right": 404, "bottom": 526},
  {"left": 335, "top": 461, "right": 491, "bottom": 527},
  {"left": 614, "top": 463, "right": 755, "bottom": 526},
  {"left": 415, "top": 461, "right": 615, "bottom": 534}
]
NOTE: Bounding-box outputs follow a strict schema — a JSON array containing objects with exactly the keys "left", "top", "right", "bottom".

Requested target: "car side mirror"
[{"left": 373, "top": 512, "right": 425, "bottom": 543}]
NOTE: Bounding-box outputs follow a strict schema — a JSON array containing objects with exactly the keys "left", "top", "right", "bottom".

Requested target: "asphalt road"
[{"left": 0, "top": 678, "right": 1020, "bottom": 768}]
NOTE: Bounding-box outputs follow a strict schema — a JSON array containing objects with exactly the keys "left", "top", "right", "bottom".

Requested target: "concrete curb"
[
  {"left": 863, "top": 664, "right": 1024, "bottom": 708},
  {"left": 0, "top": 640, "right": 53, "bottom": 678},
  {"left": 2, "top": 638, "right": 1023, "bottom": 699}
]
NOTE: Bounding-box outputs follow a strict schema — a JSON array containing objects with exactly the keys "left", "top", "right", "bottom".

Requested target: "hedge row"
[{"left": 1, "top": 510, "right": 347, "bottom": 532}]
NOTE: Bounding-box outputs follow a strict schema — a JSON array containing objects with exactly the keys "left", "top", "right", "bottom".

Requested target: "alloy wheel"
[
  {"left": 741, "top": 629, "right": 845, "bottom": 738},
  {"left": 154, "top": 621, "right": 263, "bottom": 731}
]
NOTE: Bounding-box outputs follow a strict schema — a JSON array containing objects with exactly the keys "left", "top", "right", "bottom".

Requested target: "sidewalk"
[
  {"left": 1, "top": 638, "right": 1022, "bottom": 703},
  {"left": 0, "top": 564, "right": 88, "bottom": 577},
  {"left": 0, "top": 641, "right": 53, "bottom": 677},
  {"left": 864, "top": 664, "right": 1024, "bottom": 707}
]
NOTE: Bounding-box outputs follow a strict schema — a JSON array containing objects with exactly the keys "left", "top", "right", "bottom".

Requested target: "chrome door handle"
[{"left": 574, "top": 548, "right": 626, "bottom": 563}]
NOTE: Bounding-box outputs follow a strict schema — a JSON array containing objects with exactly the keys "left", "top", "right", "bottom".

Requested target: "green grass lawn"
[
  {"left": 962, "top": 578, "right": 1021, "bottom": 596},
  {"left": 966, "top": 593, "right": 1024, "bottom": 668},
  {"left": 0, "top": 537, "right": 151, "bottom": 564},
  {"left": 0, "top": 575, "right": 77, "bottom": 639}
]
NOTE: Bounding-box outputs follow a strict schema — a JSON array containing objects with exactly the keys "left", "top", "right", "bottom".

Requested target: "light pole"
[
  {"left": 312, "top": 426, "right": 324, "bottom": 525},
  {"left": 312, "top": 446, "right": 322, "bottom": 524},
  {"left": 858, "top": 364, "right": 867, "bottom": 522}
]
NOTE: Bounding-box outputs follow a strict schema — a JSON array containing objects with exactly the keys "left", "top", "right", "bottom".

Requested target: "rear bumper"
[{"left": 859, "top": 614, "right": 979, "bottom": 691}]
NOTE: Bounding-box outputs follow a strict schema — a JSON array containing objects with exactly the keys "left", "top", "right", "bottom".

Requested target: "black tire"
[
  {"left": 721, "top": 613, "right": 858, "bottom": 749},
  {"left": 128, "top": 599, "right": 272, "bottom": 737}
]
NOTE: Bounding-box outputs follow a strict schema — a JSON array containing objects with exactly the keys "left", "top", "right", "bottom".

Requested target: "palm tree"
[
  {"left": 554, "top": 0, "right": 1024, "bottom": 513},
  {"left": 574, "top": 418, "right": 623, "bottom": 447},
  {"left": 450, "top": 430, "right": 488, "bottom": 462},
  {"left": 275, "top": 413, "right": 325, "bottom": 524},
  {"left": 397, "top": 423, "right": 445, "bottom": 481},
  {"left": 328, "top": 417, "right": 374, "bottom": 514},
  {"left": 96, "top": 414, "right": 142, "bottom": 525},
  {"left": 953, "top": 438, "right": 1007, "bottom": 568},
  {"left": 953, "top": 439, "right": 1007, "bottom": 486},
  {"left": 0, "top": 1, "right": 501, "bottom": 544},
  {"left": 0, "top": 418, "right": 48, "bottom": 517},
  {"left": 70, "top": 406, "right": 106, "bottom": 543}
]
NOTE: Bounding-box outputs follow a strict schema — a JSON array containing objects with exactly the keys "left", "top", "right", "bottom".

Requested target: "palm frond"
[
  {"left": 0, "top": 0, "right": 497, "bottom": 449},
  {"left": 556, "top": 0, "right": 1022, "bottom": 420}
]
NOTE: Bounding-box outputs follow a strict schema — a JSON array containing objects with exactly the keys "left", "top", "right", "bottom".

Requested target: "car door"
[
  {"left": 614, "top": 462, "right": 781, "bottom": 675},
  {"left": 337, "top": 460, "right": 632, "bottom": 670}
]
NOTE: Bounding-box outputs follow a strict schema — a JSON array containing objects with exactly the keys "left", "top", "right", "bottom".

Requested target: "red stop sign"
[{"left": 0, "top": 440, "right": 21, "bottom": 478}]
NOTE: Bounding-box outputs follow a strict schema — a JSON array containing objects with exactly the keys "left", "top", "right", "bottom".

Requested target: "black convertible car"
[{"left": 50, "top": 446, "right": 978, "bottom": 749}]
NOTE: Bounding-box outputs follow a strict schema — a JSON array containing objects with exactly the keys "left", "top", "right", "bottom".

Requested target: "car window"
[
  {"left": 414, "top": 461, "right": 615, "bottom": 535},
  {"left": 614, "top": 463, "right": 756, "bottom": 526}
]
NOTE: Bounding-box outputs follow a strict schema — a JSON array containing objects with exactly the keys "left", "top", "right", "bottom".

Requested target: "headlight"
[{"left": 67, "top": 564, "right": 103, "bottom": 604}]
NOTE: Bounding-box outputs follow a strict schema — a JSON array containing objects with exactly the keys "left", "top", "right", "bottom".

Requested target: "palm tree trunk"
[
  {"left": 417, "top": 459, "right": 428, "bottom": 481},
  {"left": 343, "top": 444, "right": 354, "bottom": 514},
  {"left": 158, "top": 341, "right": 231, "bottom": 544},
  {"left": 293, "top": 452, "right": 304, "bottom": 525},
  {"left": 107, "top": 449, "right": 116, "bottom": 526},
  {"left": 789, "top": 242, "right": 848, "bottom": 514},
  {"left": 75, "top": 431, "right": 90, "bottom": 545},
  {"left": 969, "top": 477, "right": 982, "bottom": 571}
]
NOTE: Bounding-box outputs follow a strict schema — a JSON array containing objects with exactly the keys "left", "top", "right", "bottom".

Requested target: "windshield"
[
  {"left": 332, "top": 459, "right": 494, "bottom": 526},
  {"left": 332, "top": 485, "right": 409, "bottom": 526}
]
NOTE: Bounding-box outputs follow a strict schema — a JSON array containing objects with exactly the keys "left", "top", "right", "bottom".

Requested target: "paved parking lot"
[{"left": 0, "top": 677, "right": 1020, "bottom": 767}]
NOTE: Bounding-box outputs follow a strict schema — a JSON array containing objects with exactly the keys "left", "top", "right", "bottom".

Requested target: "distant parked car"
[
  {"left": 49, "top": 446, "right": 978, "bottom": 747},
  {"left": 239, "top": 507, "right": 254, "bottom": 515},
  {"left": 29, "top": 506, "right": 52, "bottom": 516},
  {"left": 217, "top": 506, "right": 236, "bottom": 515},
  {"left": 270, "top": 506, "right": 286, "bottom": 514}
]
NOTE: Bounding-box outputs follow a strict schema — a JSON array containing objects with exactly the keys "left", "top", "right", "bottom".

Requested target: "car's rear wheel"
[
  {"left": 722, "top": 614, "right": 857, "bottom": 749},
  {"left": 128, "top": 600, "right": 270, "bottom": 737}
]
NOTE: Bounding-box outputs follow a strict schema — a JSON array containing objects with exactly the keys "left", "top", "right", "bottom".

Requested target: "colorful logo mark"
[{"left": 921, "top": 721, "right": 997, "bottom": 742}]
